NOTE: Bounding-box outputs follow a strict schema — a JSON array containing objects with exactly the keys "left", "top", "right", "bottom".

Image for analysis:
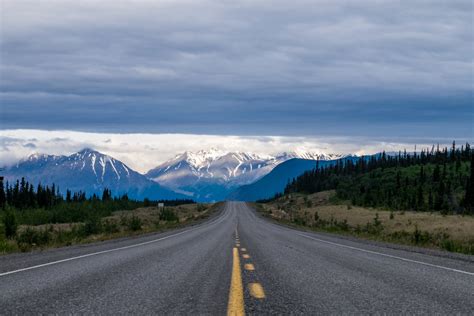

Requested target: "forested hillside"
[{"left": 284, "top": 142, "right": 473, "bottom": 215}]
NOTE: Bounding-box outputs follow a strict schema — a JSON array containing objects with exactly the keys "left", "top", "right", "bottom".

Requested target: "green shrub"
[
  {"left": 373, "top": 213, "right": 382, "bottom": 227},
  {"left": 3, "top": 209, "right": 17, "bottom": 239},
  {"left": 159, "top": 208, "right": 179, "bottom": 222},
  {"left": 0, "top": 239, "right": 17, "bottom": 253},
  {"left": 102, "top": 219, "right": 120, "bottom": 234},
  {"left": 293, "top": 216, "right": 306, "bottom": 226},
  {"left": 16, "top": 227, "right": 51, "bottom": 250},
  {"left": 196, "top": 204, "right": 207, "bottom": 212},
  {"left": 127, "top": 216, "right": 142, "bottom": 231},
  {"left": 81, "top": 217, "right": 102, "bottom": 236}
]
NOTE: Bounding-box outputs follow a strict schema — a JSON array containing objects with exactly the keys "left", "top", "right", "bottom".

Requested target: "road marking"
[
  {"left": 236, "top": 243, "right": 241, "bottom": 247},
  {"left": 227, "top": 247, "right": 245, "bottom": 316},
  {"left": 242, "top": 254, "right": 250, "bottom": 259},
  {"left": 241, "top": 248, "right": 246, "bottom": 252},
  {"left": 296, "top": 233, "right": 474, "bottom": 276},
  {"left": 244, "top": 263, "right": 255, "bottom": 271},
  {"left": 248, "top": 283, "right": 266, "bottom": 299},
  {"left": 0, "top": 207, "right": 230, "bottom": 278}
]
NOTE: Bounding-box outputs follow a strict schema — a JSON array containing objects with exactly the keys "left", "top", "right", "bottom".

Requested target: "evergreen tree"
[
  {"left": 284, "top": 141, "right": 471, "bottom": 214},
  {"left": 102, "top": 188, "right": 112, "bottom": 201},
  {"left": 428, "top": 189, "right": 433, "bottom": 210},
  {"left": 432, "top": 165, "right": 440, "bottom": 182},
  {"left": 0, "top": 178, "right": 5, "bottom": 209},
  {"left": 464, "top": 153, "right": 474, "bottom": 211}
]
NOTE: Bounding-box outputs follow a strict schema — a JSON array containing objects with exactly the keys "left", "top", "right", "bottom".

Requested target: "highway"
[{"left": 1, "top": 202, "right": 473, "bottom": 314}]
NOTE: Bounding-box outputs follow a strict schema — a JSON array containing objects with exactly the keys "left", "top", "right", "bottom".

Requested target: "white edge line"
[
  {"left": 247, "top": 203, "right": 474, "bottom": 276},
  {"left": 0, "top": 206, "right": 229, "bottom": 277},
  {"left": 296, "top": 232, "right": 474, "bottom": 276}
]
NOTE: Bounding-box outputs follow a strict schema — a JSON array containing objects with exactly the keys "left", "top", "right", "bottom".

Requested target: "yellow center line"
[
  {"left": 249, "top": 283, "right": 266, "bottom": 299},
  {"left": 244, "top": 263, "right": 255, "bottom": 271},
  {"left": 242, "top": 254, "right": 250, "bottom": 259},
  {"left": 227, "top": 247, "right": 245, "bottom": 316}
]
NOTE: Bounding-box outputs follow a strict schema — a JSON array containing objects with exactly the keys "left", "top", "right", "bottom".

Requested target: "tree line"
[
  {"left": 284, "top": 142, "right": 474, "bottom": 214},
  {"left": 0, "top": 178, "right": 132, "bottom": 211},
  {"left": 0, "top": 178, "right": 194, "bottom": 226}
]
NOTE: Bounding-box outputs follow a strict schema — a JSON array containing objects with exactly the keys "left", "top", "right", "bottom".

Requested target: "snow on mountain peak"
[
  {"left": 183, "top": 148, "right": 228, "bottom": 169},
  {"left": 25, "top": 152, "right": 61, "bottom": 162},
  {"left": 277, "top": 149, "right": 346, "bottom": 161}
]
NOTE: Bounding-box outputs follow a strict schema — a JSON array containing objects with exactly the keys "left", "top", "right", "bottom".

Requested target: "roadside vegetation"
[
  {"left": 257, "top": 191, "right": 474, "bottom": 255},
  {"left": 258, "top": 142, "right": 474, "bottom": 255},
  {"left": 0, "top": 180, "right": 214, "bottom": 254}
]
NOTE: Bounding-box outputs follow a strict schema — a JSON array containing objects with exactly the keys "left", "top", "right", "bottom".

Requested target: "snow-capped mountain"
[
  {"left": 145, "top": 149, "right": 278, "bottom": 200},
  {"left": 277, "top": 150, "right": 346, "bottom": 161},
  {"left": 2, "top": 148, "right": 348, "bottom": 202},
  {"left": 145, "top": 149, "right": 346, "bottom": 201},
  {"left": 2, "top": 149, "right": 186, "bottom": 201}
]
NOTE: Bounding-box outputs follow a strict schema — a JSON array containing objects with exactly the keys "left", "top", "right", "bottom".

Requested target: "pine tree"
[
  {"left": 0, "top": 178, "right": 5, "bottom": 209},
  {"left": 464, "top": 153, "right": 474, "bottom": 212},
  {"left": 417, "top": 185, "right": 424, "bottom": 210},
  {"left": 434, "top": 179, "right": 445, "bottom": 211},
  {"left": 432, "top": 164, "right": 440, "bottom": 182},
  {"left": 428, "top": 189, "right": 433, "bottom": 210},
  {"left": 102, "top": 188, "right": 112, "bottom": 201}
]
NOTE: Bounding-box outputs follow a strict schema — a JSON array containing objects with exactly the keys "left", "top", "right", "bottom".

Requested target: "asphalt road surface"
[{"left": 1, "top": 202, "right": 473, "bottom": 314}]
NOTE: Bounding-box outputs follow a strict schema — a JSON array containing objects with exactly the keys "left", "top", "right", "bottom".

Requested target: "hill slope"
[{"left": 227, "top": 158, "right": 328, "bottom": 201}]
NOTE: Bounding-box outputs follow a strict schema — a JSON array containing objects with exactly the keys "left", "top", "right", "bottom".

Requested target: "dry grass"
[
  {"left": 2, "top": 203, "right": 217, "bottom": 254},
  {"left": 106, "top": 203, "right": 212, "bottom": 227},
  {"left": 16, "top": 203, "right": 212, "bottom": 234},
  {"left": 262, "top": 191, "right": 474, "bottom": 251}
]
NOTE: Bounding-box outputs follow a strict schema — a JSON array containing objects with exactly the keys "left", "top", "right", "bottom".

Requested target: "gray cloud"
[
  {"left": 22, "top": 142, "right": 36, "bottom": 148},
  {"left": 0, "top": 0, "right": 472, "bottom": 137}
]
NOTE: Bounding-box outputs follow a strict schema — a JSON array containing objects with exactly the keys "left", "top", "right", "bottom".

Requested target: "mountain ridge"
[
  {"left": 145, "top": 149, "right": 347, "bottom": 201},
  {"left": 2, "top": 149, "right": 187, "bottom": 201},
  {"left": 2, "top": 148, "right": 350, "bottom": 202}
]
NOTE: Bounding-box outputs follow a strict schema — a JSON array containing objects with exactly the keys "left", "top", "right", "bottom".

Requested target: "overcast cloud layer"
[{"left": 1, "top": 0, "right": 472, "bottom": 138}]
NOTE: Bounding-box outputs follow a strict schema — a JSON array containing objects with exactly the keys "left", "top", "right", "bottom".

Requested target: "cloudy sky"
[{"left": 0, "top": 0, "right": 472, "bottom": 169}]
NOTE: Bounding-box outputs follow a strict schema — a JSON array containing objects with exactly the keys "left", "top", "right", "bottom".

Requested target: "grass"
[
  {"left": 258, "top": 191, "right": 474, "bottom": 255},
  {"left": 0, "top": 203, "right": 219, "bottom": 255}
]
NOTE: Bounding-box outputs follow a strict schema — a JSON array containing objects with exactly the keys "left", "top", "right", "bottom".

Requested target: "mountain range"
[
  {"left": 145, "top": 148, "right": 344, "bottom": 201},
  {"left": 1, "top": 148, "right": 347, "bottom": 202},
  {"left": 1, "top": 149, "right": 186, "bottom": 201}
]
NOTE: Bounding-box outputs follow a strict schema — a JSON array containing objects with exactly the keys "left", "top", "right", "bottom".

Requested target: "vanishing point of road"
[{"left": 1, "top": 202, "right": 473, "bottom": 314}]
